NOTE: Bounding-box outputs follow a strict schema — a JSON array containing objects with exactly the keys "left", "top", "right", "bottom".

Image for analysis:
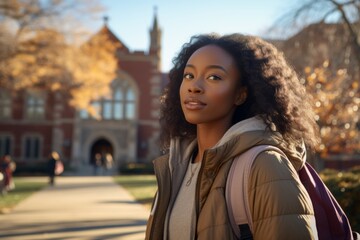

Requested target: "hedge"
[{"left": 320, "top": 166, "right": 360, "bottom": 231}]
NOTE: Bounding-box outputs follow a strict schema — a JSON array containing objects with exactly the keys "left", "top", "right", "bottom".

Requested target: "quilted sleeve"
[{"left": 249, "top": 150, "right": 317, "bottom": 240}]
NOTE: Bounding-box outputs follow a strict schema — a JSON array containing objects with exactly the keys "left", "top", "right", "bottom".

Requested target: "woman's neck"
[{"left": 193, "top": 123, "right": 231, "bottom": 163}]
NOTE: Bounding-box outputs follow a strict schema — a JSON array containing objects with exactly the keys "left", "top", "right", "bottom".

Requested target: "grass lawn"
[
  {"left": 113, "top": 175, "right": 157, "bottom": 209},
  {"left": 0, "top": 177, "right": 48, "bottom": 213}
]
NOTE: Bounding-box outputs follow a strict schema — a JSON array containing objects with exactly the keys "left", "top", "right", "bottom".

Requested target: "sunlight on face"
[{"left": 180, "top": 45, "right": 242, "bottom": 129}]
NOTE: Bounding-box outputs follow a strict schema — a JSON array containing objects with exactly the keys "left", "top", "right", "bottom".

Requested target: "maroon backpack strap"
[{"left": 299, "top": 162, "right": 354, "bottom": 240}]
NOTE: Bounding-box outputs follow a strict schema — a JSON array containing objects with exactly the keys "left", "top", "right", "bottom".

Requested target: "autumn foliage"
[
  {"left": 302, "top": 61, "right": 360, "bottom": 156},
  {"left": 0, "top": 0, "right": 117, "bottom": 112}
]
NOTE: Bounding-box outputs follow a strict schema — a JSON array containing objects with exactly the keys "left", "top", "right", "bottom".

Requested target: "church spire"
[
  {"left": 149, "top": 6, "right": 162, "bottom": 71},
  {"left": 152, "top": 6, "right": 159, "bottom": 30},
  {"left": 103, "top": 15, "right": 109, "bottom": 26}
]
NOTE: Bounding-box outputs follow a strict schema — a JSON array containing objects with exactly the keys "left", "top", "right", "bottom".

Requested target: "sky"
[{"left": 94, "top": 0, "right": 298, "bottom": 72}]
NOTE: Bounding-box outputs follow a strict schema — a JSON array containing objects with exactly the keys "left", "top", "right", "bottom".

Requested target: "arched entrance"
[{"left": 90, "top": 138, "right": 114, "bottom": 165}]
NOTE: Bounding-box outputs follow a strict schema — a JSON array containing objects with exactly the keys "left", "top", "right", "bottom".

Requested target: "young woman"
[{"left": 145, "top": 33, "right": 320, "bottom": 240}]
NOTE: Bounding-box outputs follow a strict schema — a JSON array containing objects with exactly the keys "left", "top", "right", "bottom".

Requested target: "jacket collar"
[
  {"left": 167, "top": 115, "right": 306, "bottom": 175},
  {"left": 167, "top": 116, "right": 267, "bottom": 177}
]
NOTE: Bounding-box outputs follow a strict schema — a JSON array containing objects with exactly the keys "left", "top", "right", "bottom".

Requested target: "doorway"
[{"left": 90, "top": 138, "right": 113, "bottom": 165}]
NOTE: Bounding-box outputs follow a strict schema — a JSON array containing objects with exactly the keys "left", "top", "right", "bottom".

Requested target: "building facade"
[
  {"left": 0, "top": 14, "right": 164, "bottom": 173},
  {"left": 1, "top": 18, "right": 358, "bottom": 173}
]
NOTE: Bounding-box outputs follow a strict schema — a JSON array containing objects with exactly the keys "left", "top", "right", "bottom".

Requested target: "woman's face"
[{"left": 180, "top": 44, "right": 243, "bottom": 128}]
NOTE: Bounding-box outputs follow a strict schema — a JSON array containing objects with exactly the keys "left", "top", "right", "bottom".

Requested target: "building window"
[
  {"left": 113, "top": 89, "right": 123, "bottom": 119},
  {"left": 79, "top": 109, "right": 88, "bottom": 119},
  {"left": 0, "top": 89, "right": 11, "bottom": 119},
  {"left": 125, "top": 88, "right": 135, "bottom": 119},
  {"left": 103, "top": 101, "right": 112, "bottom": 119},
  {"left": 81, "top": 79, "right": 137, "bottom": 120},
  {"left": 0, "top": 135, "right": 11, "bottom": 157},
  {"left": 23, "top": 136, "right": 41, "bottom": 160},
  {"left": 26, "top": 90, "right": 46, "bottom": 119}
]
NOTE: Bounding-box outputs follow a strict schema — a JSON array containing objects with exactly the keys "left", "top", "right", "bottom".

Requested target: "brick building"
[
  {"left": 0, "top": 13, "right": 164, "bottom": 173},
  {"left": 1, "top": 18, "right": 359, "bottom": 173}
]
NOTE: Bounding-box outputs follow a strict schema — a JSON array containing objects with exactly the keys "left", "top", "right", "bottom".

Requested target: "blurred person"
[
  {"left": 93, "top": 153, "right": 102, "bottom": 176},
  {"left": 47, "top": 151, "right": 62, "bottom": 185},
  {"left": 145, "top": 33, "right": 321, "bottom": 239},
  {"left": 0, "top": 155, "right": 16, "bottom": 194},
  {"left": 104, "top": 153, "right": 113, "bottom": 173}
]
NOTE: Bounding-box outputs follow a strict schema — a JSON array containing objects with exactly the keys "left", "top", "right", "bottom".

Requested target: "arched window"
[{"left": 83, "top": 79, "right": 137, "bottom": 120}]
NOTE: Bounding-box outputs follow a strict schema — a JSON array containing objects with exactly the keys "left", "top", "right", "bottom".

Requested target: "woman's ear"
[{"left": 235, "top": 87, "right": 248, "bottom": 106}]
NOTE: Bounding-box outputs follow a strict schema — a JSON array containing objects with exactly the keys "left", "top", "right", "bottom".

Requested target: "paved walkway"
[{"left": 0, "top": 176, "right": 150, "bottom": 240}]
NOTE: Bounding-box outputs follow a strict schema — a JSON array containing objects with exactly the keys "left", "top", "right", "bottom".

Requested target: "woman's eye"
[
  {"left": 183, "top": 73, "right": 193, "bottom": 79},
  {"left": 208, "top": 75, "right": 222, "bottom": 80}
]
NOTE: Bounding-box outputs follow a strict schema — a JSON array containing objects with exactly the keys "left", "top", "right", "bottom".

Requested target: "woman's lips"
[{"left": 184, "top": 98, "right": 206, "bottom": 110}]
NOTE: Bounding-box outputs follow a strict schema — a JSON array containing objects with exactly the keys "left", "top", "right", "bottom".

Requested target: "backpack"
[
  {"left": 226, "top": 145, "right": 355, "bottom": 240},
  {"left": 55, "top": 160, "right": 64, "bottom": 175}
]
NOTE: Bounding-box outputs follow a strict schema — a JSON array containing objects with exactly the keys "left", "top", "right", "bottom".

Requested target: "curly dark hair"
[{"left": 160, "top": 33, "right": 319, "bottom": 151}]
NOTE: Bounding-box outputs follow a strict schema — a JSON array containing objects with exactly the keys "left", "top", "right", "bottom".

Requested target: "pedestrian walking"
[
  {"left": 105, "top": 153, "right": 113, "bottom": 169},
  {"left": 93, "top": 153, "right": 102, "bottom": 176},
  {"left": 47, "top": 151, "right": 62, "bottom": 185},
  {"left": 0, "top": 155, "right": 16, "bottom": 194}
]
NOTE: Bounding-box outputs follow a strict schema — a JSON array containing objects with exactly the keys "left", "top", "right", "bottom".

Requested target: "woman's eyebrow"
[
  {"left": 206, "top": 65, "right": 228, "bottom": 73},
  {"left": 185, "top": 64, "right": 228, "bottom": 73},
  {"left": 185, "top": 64, "right": 195, "bottom": 69}
]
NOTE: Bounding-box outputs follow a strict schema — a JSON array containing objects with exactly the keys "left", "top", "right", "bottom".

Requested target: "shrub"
[
  {"left": 13, "top": 161, "right": 72, "bottom": 176},
  {"left": 118, "top": 162, "right": 154, "bottom": 175},
  {"left": 320, "top": 167, "right": 360, "bottom": 231},
  {"left": 13, "top": 162, "right": 48, "bottom": 176}
]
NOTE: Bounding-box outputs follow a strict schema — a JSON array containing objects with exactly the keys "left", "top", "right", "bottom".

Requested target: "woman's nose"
[{"left": 188, "top": 79, "right": 203, "bottom": 93}]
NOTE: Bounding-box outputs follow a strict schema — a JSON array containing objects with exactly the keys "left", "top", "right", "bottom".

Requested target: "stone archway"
[
  {"left": 89, "top": 138, "right": 115, "bottom": 176},
  {"left": 90, "top": 138, "right": 113, "bottom": 165}
]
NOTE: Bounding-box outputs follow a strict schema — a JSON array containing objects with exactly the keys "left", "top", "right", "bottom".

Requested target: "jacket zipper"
[
  {"left": 194, "top": 150, "right": 208, "bottom": 239},
  {"left": 193, "top": 151, "right": 233, "bottom": 239}
]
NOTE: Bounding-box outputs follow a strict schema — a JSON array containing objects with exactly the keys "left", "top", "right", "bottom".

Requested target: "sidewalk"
[{"left": 0, "top": 176, "right": 150, "bottom": 240}]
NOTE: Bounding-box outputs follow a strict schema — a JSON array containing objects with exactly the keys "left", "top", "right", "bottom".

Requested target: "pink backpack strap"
[{"left": 226, "top": 145, "right": 285, "bottom": 238}]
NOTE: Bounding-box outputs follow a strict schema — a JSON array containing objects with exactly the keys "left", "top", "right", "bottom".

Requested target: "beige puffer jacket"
[{"left": 145, "top": 117, "right": 317, "bottom": 240}]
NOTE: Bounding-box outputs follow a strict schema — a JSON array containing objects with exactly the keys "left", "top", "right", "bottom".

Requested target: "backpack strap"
[{"left": 226, "top": 145, "right": 286, "bottom": 238}]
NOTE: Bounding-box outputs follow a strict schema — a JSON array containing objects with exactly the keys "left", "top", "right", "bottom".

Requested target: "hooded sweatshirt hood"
[{"left": 168, "top": 116, "right": 306, "bottom": 175}]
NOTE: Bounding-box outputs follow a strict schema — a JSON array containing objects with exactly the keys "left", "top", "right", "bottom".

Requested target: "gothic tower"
[{"left": 149, "top": 7, "right": 162, "bottom": 71}]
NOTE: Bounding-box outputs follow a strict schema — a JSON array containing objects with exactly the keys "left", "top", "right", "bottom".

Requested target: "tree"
[
  {"left": 273, "top": 0, "right": 360, "bottom": 71},
  {"left": 272, "top": 0, "right": 360, "bottom": 158},
  {"left": 0, "top": 0, "right": 118, "bottom": 112},
  {"left": 303, "top": 61, "right": 360, "bottom": 156}
]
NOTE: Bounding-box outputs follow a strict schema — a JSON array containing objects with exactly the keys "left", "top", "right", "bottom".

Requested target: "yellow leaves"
[
  {"left": 320, "top": 126, "right": 331, "bottom": 137},
  {"left": 304, "top": 60, "right": 360, "bottom": 155},
  {"left": 352, "top": 81, "right": 359, "bottom": 89},
  {"left": 66, "top": 32, "right": 117, "bottom": 116},
  {"left": 337, "top": 69, "right": 347, "bottom": 76},
  {"left": 349, "top": 130, "right": 357, "bottom": 138},
  {"left": 2, "top": 24, "right": 118, "bottom": 115},
  {"left": 307, "top": 72, "right": 317, "bottom": 82},
  {"left": 50, "top": 82, "right": 61, "bottom": 91},
  {"left": 322, "top": 60, "right": 329, "bottom": 68},
  {"left": 304, "top": 66, "right": 312, "bottom": 74}
]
